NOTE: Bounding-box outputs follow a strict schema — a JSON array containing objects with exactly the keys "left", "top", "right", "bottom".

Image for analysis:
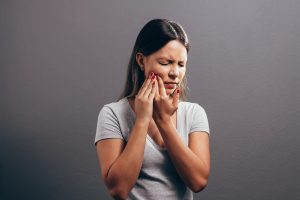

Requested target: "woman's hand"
[
  {"left": 153, "top": 76, "right": 180, "bottom": 122},
  {"left": 134, "top": 72, "right": 157, "bottom": 124}
]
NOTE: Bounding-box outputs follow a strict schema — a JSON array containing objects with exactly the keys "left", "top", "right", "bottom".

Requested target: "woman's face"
[{"left": 137, "top": 40, "right": 188, "bottom": 95}]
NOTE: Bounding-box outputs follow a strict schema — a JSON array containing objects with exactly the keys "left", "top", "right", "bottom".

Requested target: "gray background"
[{"left": 1, "top": 0, "right": 299, "bottom": 199}]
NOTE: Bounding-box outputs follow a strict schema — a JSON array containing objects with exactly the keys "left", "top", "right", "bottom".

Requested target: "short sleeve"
[
  {"left": 189, "top": 103, "right": 210, "bottom": 135},
  {"left": 94, "top": 105, "right": 124, "bottom": 145}
]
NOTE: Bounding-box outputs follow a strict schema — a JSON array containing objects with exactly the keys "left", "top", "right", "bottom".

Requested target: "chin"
[{"left": 166, "top": 89, "right": 175, "bottom": 95}]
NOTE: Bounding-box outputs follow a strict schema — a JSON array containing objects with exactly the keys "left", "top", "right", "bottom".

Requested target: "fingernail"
[{"left": 149, "top": 72, "right": 154, "bottom": 78}]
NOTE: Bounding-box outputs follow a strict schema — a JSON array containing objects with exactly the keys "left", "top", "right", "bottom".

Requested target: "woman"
[{"left": 95, "top": 19, "right": 210, "bottom": 200}]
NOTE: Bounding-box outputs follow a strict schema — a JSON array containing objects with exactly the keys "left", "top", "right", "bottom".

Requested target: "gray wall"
[{"left": 1, "top": 0, "right": 299, "bottom": 199}]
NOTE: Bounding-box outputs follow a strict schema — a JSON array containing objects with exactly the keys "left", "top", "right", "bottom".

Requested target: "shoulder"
[
  {"left": 180, "top": 101, "right": 210, "bottom": 135},
  {"left": 99, "top": 98, "right": 128, "bottom": 112},
  {"left": 95, "top": 99, "right": 129, "bottom": 144},
  {"left": 97, "top": 98, "right": 129, "bottom": 119},
  {"left": 179, "top": 101, "right": 207, "bottom": 114},
  {"left": 179, "top": 101, "right": 209, "bottom": 123}
]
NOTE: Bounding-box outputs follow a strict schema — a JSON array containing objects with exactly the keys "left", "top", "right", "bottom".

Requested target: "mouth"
[{"left": 164, "top": 82, "right": 179, "bottom": 89}]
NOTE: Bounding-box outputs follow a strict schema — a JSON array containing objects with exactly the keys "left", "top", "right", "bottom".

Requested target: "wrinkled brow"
[{"left": 157, "top": 56, "right": 186, "bottom": 63}]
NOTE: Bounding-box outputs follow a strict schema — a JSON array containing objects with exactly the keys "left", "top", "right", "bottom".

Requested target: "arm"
[
  {"left": 96, "top": 120, "right": 149, "bottom": 199},
  {"left": 96, "top": 73, "right": 157, "bottom": 199},
  {"left": 155, "top": 119, "right": 210, "bottom": 193},
  {"left": 153, "top": 76, "right": 210, "bottom": 193}
]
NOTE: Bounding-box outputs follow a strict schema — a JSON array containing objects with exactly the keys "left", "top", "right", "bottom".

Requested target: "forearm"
[
  {"left": 156, "top": 119, "right": 209, "bottom": 192},
  {"left": 106, "top": 120, "right": 148, "bottom": 197}
]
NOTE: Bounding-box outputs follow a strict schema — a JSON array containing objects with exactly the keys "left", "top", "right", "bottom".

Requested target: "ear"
[{"left": 136, "top": 52, "right": 145, "bottom": 70}]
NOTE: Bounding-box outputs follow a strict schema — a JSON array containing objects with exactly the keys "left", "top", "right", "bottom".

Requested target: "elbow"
[
  {"left": 109, "top": 186, "right": 129, "bottom": 200},
  {"left": 104, "top": 172, "right": 132, "bottom": 199},
  {"left": 190, "top": 166, "right": 210, "bottom": 193},
  {"left": 190, "top": 178, "right": 208, "bottom": 193}
]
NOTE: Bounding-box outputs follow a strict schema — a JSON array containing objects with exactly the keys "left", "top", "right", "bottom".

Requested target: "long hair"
[{"left": 118, "top": 19, "right": 190, "bottom": 101}]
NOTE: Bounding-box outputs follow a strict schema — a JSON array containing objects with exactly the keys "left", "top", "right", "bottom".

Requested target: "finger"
[
  {"left": 157, "top": 76, "right": 167, "bottom": 97},
  {"left": 144, "top": 78, "right": 155, "bottom": 97},
  {"left": 155, "top": 78, "right": 159, "bottom": 99},
  {"left": 140, "top": 78, "right": 152, "bottom": 96},
  {"left": 172, "top": 88, "right": 180, "bottom": 108},
  {"left": 137, "top": 72, "right": 155, "bottom": 96},
  {"left": 138, "top": 75, "right": 152, "bottom": 96},
  {"left": 136, "top": 78, "right": 148, "bottom": 96},
  {"left": 147, "top": 79, "right": 157, "bottom": 99}
]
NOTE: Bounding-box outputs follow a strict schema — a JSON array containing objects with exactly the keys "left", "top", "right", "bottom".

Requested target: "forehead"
[{"left": 152, "top": 40, "right": 187, "bottom": 62}]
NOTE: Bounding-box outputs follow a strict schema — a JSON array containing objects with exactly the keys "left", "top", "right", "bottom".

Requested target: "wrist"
[
  {"left": 135, "top": 118, "right": 150, "bottom": 128},
  {"left": 155, "top": 118, "right": 174, "bottom": 135},
  {"left": 154, "top": 116, "right": 172, "bottom": 126}
]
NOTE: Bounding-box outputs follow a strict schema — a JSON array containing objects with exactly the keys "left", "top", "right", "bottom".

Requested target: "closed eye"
[
  {"left": 159, "top": 61, "right": 169, "bottom": 66},
  {"left": 158, "top": 59, "right": 186, "bottom": 67}
]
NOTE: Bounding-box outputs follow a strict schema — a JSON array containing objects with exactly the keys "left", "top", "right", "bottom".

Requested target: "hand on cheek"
[{"left": 153, "top": 76, "right": 180, "bottom": 122}]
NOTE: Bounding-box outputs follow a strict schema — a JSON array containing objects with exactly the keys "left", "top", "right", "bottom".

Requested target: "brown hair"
[{"left": 118, "top": 19, "right": 190, "bottom": 101}]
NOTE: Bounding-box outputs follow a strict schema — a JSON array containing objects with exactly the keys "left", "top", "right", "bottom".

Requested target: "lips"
[{"left": 164, "top": 83, "right": 178, "bottom": 89}]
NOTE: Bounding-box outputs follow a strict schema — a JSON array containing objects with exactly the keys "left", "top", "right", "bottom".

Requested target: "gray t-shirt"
[{"left": 95, "top": 97, "right": 210, "bottom": 200}]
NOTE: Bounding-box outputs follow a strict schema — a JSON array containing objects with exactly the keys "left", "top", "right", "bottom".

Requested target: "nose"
[{"left": 168, "top": 65, "right": 180, "bottom": 79}]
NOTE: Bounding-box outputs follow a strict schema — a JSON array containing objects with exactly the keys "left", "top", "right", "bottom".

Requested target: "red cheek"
[{"left": 154, "top": 73, "right": 163, "bottom": 79}]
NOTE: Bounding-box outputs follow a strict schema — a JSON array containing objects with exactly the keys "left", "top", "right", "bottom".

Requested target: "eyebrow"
[{"left": 157, "top": 57, "right": 186, "bottom": 63}]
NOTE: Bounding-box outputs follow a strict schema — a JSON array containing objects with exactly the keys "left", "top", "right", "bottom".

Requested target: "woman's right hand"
[{"left": 134, "top": 72, "right": 157, "bottom": 124}]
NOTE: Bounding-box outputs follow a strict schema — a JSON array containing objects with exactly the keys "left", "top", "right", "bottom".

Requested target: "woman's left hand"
[{"left": 153, "top": 75, "right": 180, "bottom": 123}]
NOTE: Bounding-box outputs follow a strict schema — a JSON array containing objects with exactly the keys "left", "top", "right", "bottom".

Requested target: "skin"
[
  {"left": 136, "top": 39, "right": 187, "bottom": 97},
  {"left": 96, "top": 40, "right": 210, "bottom": 200}
]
